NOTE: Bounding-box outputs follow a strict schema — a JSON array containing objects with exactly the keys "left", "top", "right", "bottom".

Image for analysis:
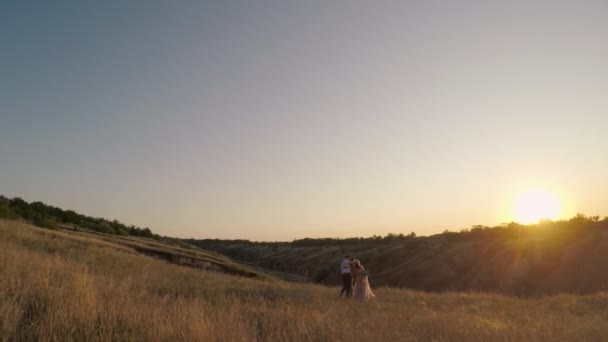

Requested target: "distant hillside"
[{"left": 190, "top": 214, "right": 608, "bottom": 295}]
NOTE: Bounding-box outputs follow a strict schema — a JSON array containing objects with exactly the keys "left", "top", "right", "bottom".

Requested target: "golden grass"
[
  {"left": 6, "top": 220, "right": 259, "bottom": 278},
  {"left": 1, "top": 219, "right": 608, "bottom": 341}
]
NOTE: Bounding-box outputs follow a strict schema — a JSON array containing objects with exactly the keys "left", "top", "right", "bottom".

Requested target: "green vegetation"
[
  {"left": 3, "top": 219, "right": 608, "bottom": 341},
  {"left": 192, "top": 214, "right": 608, "bottom": 295},
  {"left": 0, "top": 195, "right": 158, "bottom": 238}
]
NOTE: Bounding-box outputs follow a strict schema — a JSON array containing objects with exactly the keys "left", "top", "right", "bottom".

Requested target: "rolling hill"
[
  {"left": 3, "top": 218, "right": 608, "bottom": 341},
  {"left": 191, "top": 215, "right": 608, "bottom": 295}
]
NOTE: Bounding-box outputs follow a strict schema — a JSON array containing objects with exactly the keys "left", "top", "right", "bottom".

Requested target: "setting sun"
[{"left": 513, "top": 189, "right": 561, "bottom": 223}]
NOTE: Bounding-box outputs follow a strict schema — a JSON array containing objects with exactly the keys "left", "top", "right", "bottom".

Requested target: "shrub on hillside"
[
  {"left": 32, "top": 214, "right": 57, "bottom": 229},
  {"left": 0, "top": 196, "right": 18, "bottom": 219},
  {"left": 0, "top": 204, "right": 18, "bottom": 219}
]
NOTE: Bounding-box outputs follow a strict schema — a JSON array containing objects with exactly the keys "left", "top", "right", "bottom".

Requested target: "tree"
[
  {"left": 141, "top": 228, "right": 153, "bottom": 238},
  {"left": 0, "top": 202, "right": 17, "bottom": 219},
  {"left": 9, "top": 197, "right": 33, "bottom": 219}
]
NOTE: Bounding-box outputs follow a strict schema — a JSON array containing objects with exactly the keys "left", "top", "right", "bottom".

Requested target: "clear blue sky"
[{"left": 2, "top": 1, "right": 607, "bottom": 240}]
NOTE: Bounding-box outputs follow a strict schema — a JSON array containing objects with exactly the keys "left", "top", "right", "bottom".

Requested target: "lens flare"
[{"left": 513, "top": 188, "right": 561, "bottom": 224}]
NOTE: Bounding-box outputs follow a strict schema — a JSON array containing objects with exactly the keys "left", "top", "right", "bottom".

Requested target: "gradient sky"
[{"left": 2, "top": 1, "right": 607, "bottom": 240}]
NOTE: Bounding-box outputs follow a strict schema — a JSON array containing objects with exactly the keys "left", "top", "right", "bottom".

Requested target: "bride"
[{"left": 351, "top": 259, "right": 375, "bottom": 301}]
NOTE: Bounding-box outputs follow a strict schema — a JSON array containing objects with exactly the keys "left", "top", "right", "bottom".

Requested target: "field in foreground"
[{"left": 2, "top": 219, "right": 608, "bottom": 341}]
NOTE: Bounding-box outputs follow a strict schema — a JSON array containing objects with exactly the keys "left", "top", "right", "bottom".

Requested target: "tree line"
[
  {"left": 3, "top": 193, "right": 607, "bottom": 254},
  {"left": 0, "top": 195, "right": 159, "bottom": 239},
  {"left": 192, "top": 214, "right": 608, "bottom": 249}
]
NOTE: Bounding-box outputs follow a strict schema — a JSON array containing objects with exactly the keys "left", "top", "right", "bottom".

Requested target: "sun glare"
[{"left": 513, "top": 188, "right": 561, "bottom": 224}]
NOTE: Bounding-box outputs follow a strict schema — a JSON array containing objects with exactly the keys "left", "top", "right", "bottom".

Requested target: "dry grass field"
[{"left": 2, "top": 218, "right": 608, "bottom": 341}]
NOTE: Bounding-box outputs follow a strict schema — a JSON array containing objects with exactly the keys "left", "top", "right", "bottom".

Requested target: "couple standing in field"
[{"left": 339, "top": 255, "right": 375, "bottom": 301}]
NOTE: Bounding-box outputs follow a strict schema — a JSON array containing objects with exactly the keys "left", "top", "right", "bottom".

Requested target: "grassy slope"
[
  {"left": 2, "top": 219, "right": 608, "bottom": 341},
  {"left": 195, "top": 222, "right": 608, "bottom": 295},
  {"left": 27, "top": 221, "right": 259, "bottom": 279}
]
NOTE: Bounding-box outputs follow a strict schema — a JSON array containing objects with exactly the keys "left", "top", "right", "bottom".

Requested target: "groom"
[{"left": 340, "top": 255, "right": 353, "bottom": 298}]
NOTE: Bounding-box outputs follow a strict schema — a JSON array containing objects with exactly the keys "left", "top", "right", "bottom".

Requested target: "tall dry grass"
[{"left": 1, "top": 219, "right": 608, "bottom": 341}]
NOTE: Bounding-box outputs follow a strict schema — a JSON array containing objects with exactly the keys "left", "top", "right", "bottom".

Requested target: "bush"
[
  {"left": 114, "top": 226, "right": 129, "bottom": 236},
  {"left": 32, "top": 214, "right": 57, "bottom": 229},
  {"left": 0, "top": 204, "right": 18, "bottom": 219}
]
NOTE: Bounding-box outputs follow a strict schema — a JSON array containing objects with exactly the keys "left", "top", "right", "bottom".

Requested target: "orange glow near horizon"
[{"left": 512, "top": 188, "right": 562, "bottom": 224}]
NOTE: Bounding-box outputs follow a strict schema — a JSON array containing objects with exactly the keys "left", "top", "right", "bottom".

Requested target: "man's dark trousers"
[{"left": 340, "top": 273, "right": 353, "bottom": 297}]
